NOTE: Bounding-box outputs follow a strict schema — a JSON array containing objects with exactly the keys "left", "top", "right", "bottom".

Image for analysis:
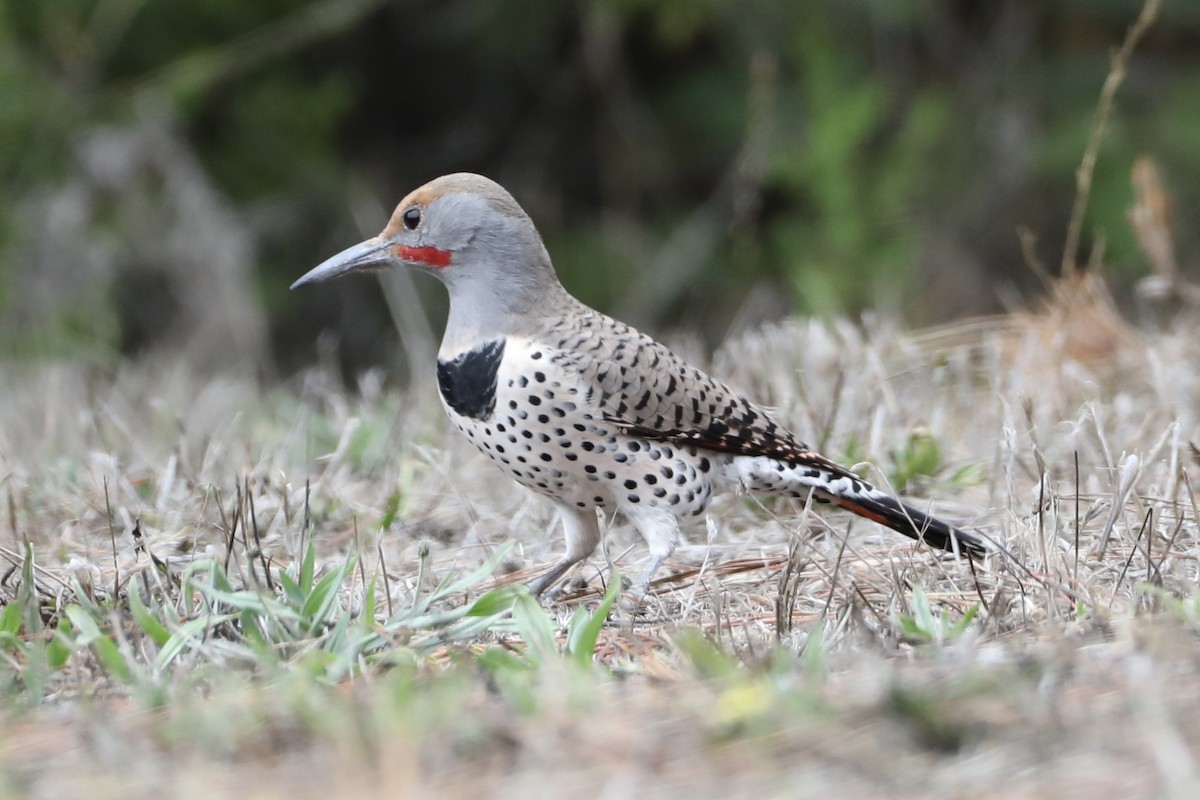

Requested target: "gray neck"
[{"left": 439, "top": 248, "right": 569, "bottom": 355}]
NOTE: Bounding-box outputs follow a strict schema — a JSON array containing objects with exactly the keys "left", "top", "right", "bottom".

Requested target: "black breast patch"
[{"left": 437, "top": 338, "right": 505, "bottom": 421}]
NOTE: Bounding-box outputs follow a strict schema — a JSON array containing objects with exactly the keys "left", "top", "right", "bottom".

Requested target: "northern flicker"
[{"left": 293, "top": 173, "right": 986, "bottom": 597}]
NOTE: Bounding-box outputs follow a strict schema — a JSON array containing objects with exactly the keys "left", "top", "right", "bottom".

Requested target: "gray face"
[
  {"left": 412, "top": 192, "right": 489, "bottom": 255},
  {"left": 378, "top": 172, "right": 534, "bottom": 270}
]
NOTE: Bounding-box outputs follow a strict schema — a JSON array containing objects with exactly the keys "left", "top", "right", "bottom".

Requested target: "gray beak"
[{"left": 290, "top": 237, "right": 393, "bottom": 289}]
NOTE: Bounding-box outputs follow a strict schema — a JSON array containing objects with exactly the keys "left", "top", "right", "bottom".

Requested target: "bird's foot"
[
  {"left": 618, "top": 566, "right": 659, "bottom": 612},
  {"left": 526, "top": 557, "right": 579, "bottom": 600}
]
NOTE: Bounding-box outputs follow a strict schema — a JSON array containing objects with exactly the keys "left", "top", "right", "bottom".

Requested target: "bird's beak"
[{"left": 290, "top": 237, "right": 393, "bottom": 289}]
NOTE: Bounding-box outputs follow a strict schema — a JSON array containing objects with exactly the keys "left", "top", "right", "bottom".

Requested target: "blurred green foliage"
[{"left": 0, "top": 0, "right": 1197, "bottom": 371}]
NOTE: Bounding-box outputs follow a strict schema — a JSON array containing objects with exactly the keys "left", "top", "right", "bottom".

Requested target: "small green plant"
[
  {"left": 1138, "top": 584, "right": 1200, "bottom": 628},
  {"left": 887, "top": 428, "right": 984, "bottom": 495},
  {"left": 889, "top": 428, "right": 943, "bottom": 494},
  {"left": 476, "top": 576, "right": 620, "bottom": 713},
  {"left": 897, "top": 585, "right": 978, "bottom": 646},
  {"left": 0, "top": 542, "right": 68, "bottom": 705},
  {"left": 23, "top": 539, "right": 525, "bottom": 707},
  {"left": 673, "top": 627, "right": 741, "bottom": 682}
]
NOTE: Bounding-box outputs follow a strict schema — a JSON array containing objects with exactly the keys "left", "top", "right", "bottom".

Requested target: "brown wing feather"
[{"left": 543, "top": 302, "right": 858, "bottom": 480}]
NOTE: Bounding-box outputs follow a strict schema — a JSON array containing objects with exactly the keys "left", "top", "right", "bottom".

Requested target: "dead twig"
[{"left": 1061, "top": 0, "right": 1161, "bottom": 277}]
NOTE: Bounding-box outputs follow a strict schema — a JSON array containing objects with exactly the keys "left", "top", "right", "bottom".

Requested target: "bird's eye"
[{"left": 402, "top": 206, "right": 421, "bottom": 230}]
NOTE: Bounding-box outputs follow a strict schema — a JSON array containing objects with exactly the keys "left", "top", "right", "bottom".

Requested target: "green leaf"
[
  {"left": 465, "top": 585, "right": 523, "bottom": 617},
  {"left": 899, "top": 586, "right": 977, "bottom": 644},
  {"left": 129, "top": 582, "right": 171, "bottom": 647},
  {"left": 946, "top": 604, "right": 980, "bottom": 639},
  {"left": 378, "top": 490, "right": 402, "bottom": 531},
  {"left": 909, "top": 585, "right": 936, "bottom": 636},
  {"left": 199, "top": 584, "right": 298, "bottom": 621},
  {"left": 393, "top": 607, "right": 473, "bottom": 630},
  {"left": 47, "top": 619, "right": 73, "bottom": 670},
  {"left": 65, "top": 606, "right": 135, "bottom": 683},
  {"left": 565, "top": 575, "right": 619, "bottom": 670},
  {"left": 402, "top": 608, "right": 516, "bottom": 651},
  {"left": 363, "top": 572, "right": 378, "bottom": 624},
  {"left": 434, "top": 541, "right": 516, "bottom": 600},
  {"left": 276, "top": 570, "right": 305, "bottom": 606},
  {"left": 65, "top": 605, "right": 104, "bottom": 645},
  {"left": 238, "top": 609, "right": 277, "bottom": 650},
  {"left": 511, "top": 593, "right": 558, "bottom": 666},
  {"left": 947, "top": 462, "right": 986, "bottom": 488},
  {"left": 155, "top": 614, "right": 237, "bottom": 670},
  {"left": 20, "top": 540, "right": 42, "bottom": 635},
  {"left": 300, "top": 554, "right": 356, "bottom": 632},
  {"left": 898, "top": 614, "right": 931, "bottom": 640},
  {"left": 891, "top": 430, "right": 943, "bottom": 492},
  {"left": 675, "top": 628, "right": 738, "bottom": 680},
  {"left": 90, "top": 634, "right": 134, "bottom": 684},
  {"left": 0, "top": 600, "right": 22, "bottom": 637},
  {"left": 321, "top": 608, "right": 353, "bottom": 658},
  {"left": 300, "top": 540, "right": 316, "bottom": 594},
  {"left": 476, "top": 645, "right": 531, "bottom": 676},
  {"left": 802, "top": 624, "right": 827, "bottom": 678},
  {"left": 476, "top": 646, "right": 538, "bottom": 713}
]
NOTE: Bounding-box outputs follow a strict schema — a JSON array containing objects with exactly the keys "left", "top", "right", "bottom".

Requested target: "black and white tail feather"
[{"left": 817, "top": 482, "right": 986, "bottom": 558}]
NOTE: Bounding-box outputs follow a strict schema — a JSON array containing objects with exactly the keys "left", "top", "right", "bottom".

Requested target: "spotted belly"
[{"left": 437, "top": 337, "right": 717, "bottom": 516}]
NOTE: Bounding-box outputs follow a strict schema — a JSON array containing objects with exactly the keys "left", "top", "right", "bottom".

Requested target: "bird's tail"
[
  {"left": 731, "top": 454, "right": 987, "bottom": 558},
  {"left": 817, "top": 484, "right": 987, "bottom": 558}
]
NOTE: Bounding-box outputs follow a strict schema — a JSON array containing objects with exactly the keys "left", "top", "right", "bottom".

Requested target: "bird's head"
[{"left": 291, "top": 173, "right": 559, "bottom": 310}]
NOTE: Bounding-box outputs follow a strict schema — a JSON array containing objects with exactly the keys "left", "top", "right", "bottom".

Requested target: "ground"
[{"left": 1, "top": 273, "right": 1199, "bottom": 799}]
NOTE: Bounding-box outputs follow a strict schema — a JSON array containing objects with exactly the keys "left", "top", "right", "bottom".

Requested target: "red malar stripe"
[{"left": 393, "top": 244, "right": 452, "bottom": 268}]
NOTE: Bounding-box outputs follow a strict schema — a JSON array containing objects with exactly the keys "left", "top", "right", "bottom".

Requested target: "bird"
[{"left": 292, "top": 173, "right": 987, "bottom": 599}]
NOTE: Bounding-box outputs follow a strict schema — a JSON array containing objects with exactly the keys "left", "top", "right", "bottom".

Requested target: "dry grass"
[
  {"left": 2, "top": 3, "right": 1189, "bottom": 795},
  {"left": 2, "top": 268, "right": 1200, "bottom": 797}
]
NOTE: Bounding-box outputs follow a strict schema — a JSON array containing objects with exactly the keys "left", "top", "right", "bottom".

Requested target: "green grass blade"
[
  {"left": 276, "top": 570, "right": 305, "bottom": 606},
  {"left": 363, "top": 572, "right": 378, "bottom": 624},
  {"left": 47, "top": 618, "right": 73, "bottom": 670},
  {"left": 434, "top": 542, "right": 515, "bottom": 600},
  {"left": 511, "top": 593, "right": 558, "bottom": 666},
  {"left": 909, "top": 586, "right": 935, "bottom": 638},
  {"left": 947, "top": 604, "right": 980, "bottom": 638},
  {"left": 565, "top": 575, "right": 619, "bottom": 669},
  {"left": 198, "top": 584, "right": 299, "bottom": 622},
  {"left": 20, "top": 540, "right": 42, "bottom": 635},
  {"left": 464, "top": 585, "right": 523, "bottom": 617},
  {"left": 0, "top": 601, "right": 22, "bottom": 638},
  {"left": 91, "top": 633, "right": 135, "bottom": 684},
  {"left": 128, "top": 582, "right": 171, "bottom": 647},
  {"left": 300, "top": 554, "right": 356, "bottom": 632},
  {"left": 156, "top": 614, "right": 238, "bottom": 670},
  {"left": 300, "top": 540, "right": 316, "bottom": 594},
  {"left": 65, "top": 605, "right": 104, "bottom": 645}
]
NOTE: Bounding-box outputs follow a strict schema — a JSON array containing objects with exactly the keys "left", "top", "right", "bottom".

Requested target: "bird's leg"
[
  {"left": 621, "top": 506, "right": 681, "bottom": 604},
  {"left": 527, "top": 558, "right": 579, "bottom": 598},
  {"left": 527, "top": 506, "right": 601, "bottom": 598},
  {"left": 626, "top": 553, "right": 667, "bottom": 600}
]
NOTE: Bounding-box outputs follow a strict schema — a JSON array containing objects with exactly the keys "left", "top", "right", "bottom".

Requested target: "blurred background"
[{"left": 1, "top": 0, "right": 1197, "bottom": 380}]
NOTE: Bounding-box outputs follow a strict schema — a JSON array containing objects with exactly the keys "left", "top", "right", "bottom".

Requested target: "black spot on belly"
[{"left": 437, "top": 339, "right": 505, "bottom": 421}]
